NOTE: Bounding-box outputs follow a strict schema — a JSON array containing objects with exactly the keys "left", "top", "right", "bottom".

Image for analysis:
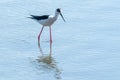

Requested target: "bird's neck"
[{"left": 54, "top": 12, "right": 59, "bottom": 19}]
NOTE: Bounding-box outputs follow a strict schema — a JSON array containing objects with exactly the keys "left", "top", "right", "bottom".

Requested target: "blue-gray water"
[{"left": 0, "top": 0, "right": 120, "bottom": 80}]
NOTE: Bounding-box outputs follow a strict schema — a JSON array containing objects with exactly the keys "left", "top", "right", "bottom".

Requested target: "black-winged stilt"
[{"left": 28, "top": 8, "right": 65, "bottom": 45}]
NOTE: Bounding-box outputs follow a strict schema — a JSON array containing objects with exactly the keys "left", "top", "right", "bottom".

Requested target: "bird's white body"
[
  {"left": 38, "top": 15, "right": 56, "bottom": 26},
  {"left": 38, "top": 12, "right": 59, "bottom": 27}
]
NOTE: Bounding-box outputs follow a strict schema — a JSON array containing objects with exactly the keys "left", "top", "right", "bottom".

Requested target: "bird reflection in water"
[{"left": 36, "top": 43, "right": 61, "bottom": 79}]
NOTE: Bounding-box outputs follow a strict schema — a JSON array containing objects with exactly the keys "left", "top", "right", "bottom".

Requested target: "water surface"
[{"left": 0, "top": 0, "right": 120, "bottom": 80}]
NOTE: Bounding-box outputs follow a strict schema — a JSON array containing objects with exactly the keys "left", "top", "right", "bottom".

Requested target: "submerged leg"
[{"left": 50, "top": 41, "right": 52, "bottom": 56}]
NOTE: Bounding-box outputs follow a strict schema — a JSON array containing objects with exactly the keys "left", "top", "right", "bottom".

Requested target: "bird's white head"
[{"left": 55, "top": 8, "right": 66, "bottom": 22}]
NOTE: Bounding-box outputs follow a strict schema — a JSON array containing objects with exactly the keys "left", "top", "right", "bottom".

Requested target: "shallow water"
[{"left": 0, "top": 0, "right": 120, "bottom": 80}]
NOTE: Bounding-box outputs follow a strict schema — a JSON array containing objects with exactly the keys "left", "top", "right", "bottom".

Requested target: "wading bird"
[{"left": 28, "top": 8, "right": 65, "bottom": 45}]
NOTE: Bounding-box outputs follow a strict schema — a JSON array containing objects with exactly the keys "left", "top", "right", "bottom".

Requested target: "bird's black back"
[{"left": 30, "top": 15, "right": 49, "bottom": 20}]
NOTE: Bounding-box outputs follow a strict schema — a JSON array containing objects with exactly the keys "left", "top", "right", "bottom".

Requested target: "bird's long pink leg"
[
  {"left": 38, "top": 26, "right": 44, "bottom": 45},
  {"left": 49, "top": 26, "right": 52, "bottom": 43}
]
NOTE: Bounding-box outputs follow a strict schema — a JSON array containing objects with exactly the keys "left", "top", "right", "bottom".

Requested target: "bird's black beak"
[{"left": 60, "top": 13, "right": 66, "bottom": 22}]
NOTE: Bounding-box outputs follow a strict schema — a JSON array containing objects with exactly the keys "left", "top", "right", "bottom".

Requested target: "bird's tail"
[{"left": 27, "top": 15, "right": 34, "bottom": 19}]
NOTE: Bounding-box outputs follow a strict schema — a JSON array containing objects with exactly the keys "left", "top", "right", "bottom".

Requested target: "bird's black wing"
[{"left": 30, "top": 15, "right": 49, "bottom": 20}]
